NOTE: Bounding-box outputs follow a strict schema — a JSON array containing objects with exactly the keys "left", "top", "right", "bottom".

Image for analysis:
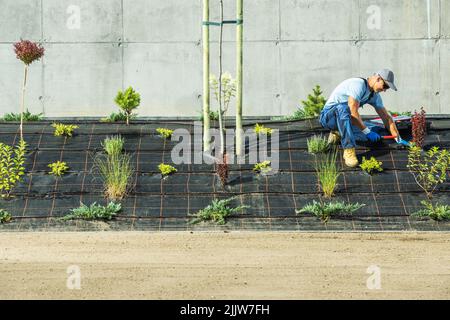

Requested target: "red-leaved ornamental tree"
[
  {"left": 411, "top": 107, "right": 426, "bottom": 148},
  {"left": 14, "top": 40, "right": 45, "bottom": 140}
]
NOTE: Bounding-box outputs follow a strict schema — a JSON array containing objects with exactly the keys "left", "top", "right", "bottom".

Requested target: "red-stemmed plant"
[
  {"left": 411, "top": 107, "right": 426, "bottom": 148},
  {"left": 13, "top": 40, "right": 45, "bottom": 140}
]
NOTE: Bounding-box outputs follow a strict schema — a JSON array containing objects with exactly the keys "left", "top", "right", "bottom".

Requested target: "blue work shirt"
[{"left": 322, "top": 78, "right": 384, "bottom": 113}]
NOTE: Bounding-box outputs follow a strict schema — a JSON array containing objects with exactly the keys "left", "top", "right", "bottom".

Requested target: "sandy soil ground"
[{"left": 0, "top": 231, "right": 449, "bottom": 300}]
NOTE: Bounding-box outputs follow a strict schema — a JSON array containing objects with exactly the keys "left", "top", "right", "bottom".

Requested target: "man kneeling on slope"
[{"left": 320, "top": 69, "right": 409, "bottom": 168}]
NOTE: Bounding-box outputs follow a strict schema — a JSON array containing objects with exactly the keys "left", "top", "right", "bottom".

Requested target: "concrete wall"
[{"left": 0, "top": 0, "right": 448, "bottom": 117}]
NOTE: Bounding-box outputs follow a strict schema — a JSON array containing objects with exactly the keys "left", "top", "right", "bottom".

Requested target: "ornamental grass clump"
[
  {"left": 0, "top": 140, "right": 27, "bottom": 198},
  {"left": 14, "top": 40, "right": 45, "bottom": 140},
  {"left": 307, "top": 135, "right": 329, "bottom": 154},
  {"left": 114, "top": 87, "right": 140, "bottom": 126},
  {"left": 95, "top": 153, "right": 134, "bottom": 201},
  {"left": 101, "top": 135, "right": 124, "bottom": 157},
  {"left": 189, "top": 197, "right": 248, "bottom": 225},
  {"left": 314, "top": 148, "right": 341, "bottom": 198},
  {"left": 296, "top": 200, "right": 365, "bottom": 223}
]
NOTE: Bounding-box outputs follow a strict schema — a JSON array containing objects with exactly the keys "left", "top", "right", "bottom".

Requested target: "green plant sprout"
[
  {"left": 158, "top": 163, "right": 177, "bottom": 177},
  {"left": 102, "top": 135, "right": 124, "bottom": 157},
  {"left": 2, "top": 109, "right": 43, "bottom": 122},
  {"left": 48, "top": 161, "right": 69, "bottom": 177},
  {"left": 0, "top": 140, "right": 27, "bottom": 198},
  {"left": 52, "top": 123, "right": 78, "bottom": 137},
  {"left": 0, "top": 209, "right": 12, "bottom": 223},
  {"left": 254, "top": 123, "right": 273, "bottom": 136},
  {"left": 307, "top": 135, "right": 330, "bottom": 154},
  {"left": 360, "top": 157, "right": 383, "bottom": 175},
  {"left": 412, "top": 201, "right": 450, "bottom": 221},
  {"left": 314, "top": 148, "right": 341, "bottom": 198},
  {"left": 253, "top": 161, "right": 272, "bottom": 174},
  {"left": 296, "top": 200, "right": 365, "bottom": 223},
  {"left": 114, "top": 87, "right": 140, "bottom": 126},
  {"left": 407, "top": 146, "right": 450, "bottom": 200},
  {"left": 101, "top": 112, "right": 136, "bottom": 123},
  {"left": 199, "top": 110, "right": 220, "bottom": 122},
  {"left": 189, "top": 197, "right": 248, "bottom": 225},
  {"left": 61, "top": 202, "right": 122, "bottom": 221},
  {"left": 156, "top": 128, "right": 174, "bottom": 140}
]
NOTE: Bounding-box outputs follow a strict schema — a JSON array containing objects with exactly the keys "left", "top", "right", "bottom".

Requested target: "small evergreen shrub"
[
  {"left": 48, "top": 161, "right": 69, "bottom": 177},
  {"left": 413, "top": 201, "right": 450, "bottom": 221},
  {"left": 158, "top": 163, "right": 177, "bottom": 177},
  {"left": 2, "top": 109, "right": 43, "bottom": 122},
  {"left": 101, "top": 112, "right": 135, "bottom": 123},
  {"left": 114, "top": 87, "right": 140, "bottom": 126},
  {"left": 156, "top": 128, "right": 174, "bottom": 140},
  {"left": 52, "top": 123, "right": 78, "bottom": 137},
  {"left": 0, "top": 140, "right": 27, "bottom": 198},
  {"left": 0, "top": 209, "right": 12, "bottom": 223},
  {"left": 253, "top": 161, "right": 272, "bottom": 174},
  {"left": 360, "top": 157, "right": 383, "bottom": 175},
  {"left": 254, "top": 123, "right": 273, "bottom": 136}
]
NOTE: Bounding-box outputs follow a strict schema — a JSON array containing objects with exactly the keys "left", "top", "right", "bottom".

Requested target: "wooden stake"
[
  {"left": 235, "top": 0, "right": 243, "bottom": 156},
  {"left": 202, "top": 0, "right": 211, "bottom": 152}
]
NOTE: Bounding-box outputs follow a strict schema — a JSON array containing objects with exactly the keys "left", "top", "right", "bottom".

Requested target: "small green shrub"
[
  {"left": 94, "top": 153, "right": 134, "bottom": 201},
  {"left": 2, "top": 109, "right": 43, "bottom": 122},
  {"left": 314, "top": 148, "right": 341, "bottom": 198},
  {"left": 412, "top": 201, "right": 450, "bottom": 221},
  {"left": 100, "top": 112, "right": 136, "bottom": 123},
  {"left": 189, "top": 197, "right": 248, "bottom": 225},
  {"left": 158, "top": 163, "right": 177, "bottom": 177},
  {"left": 0, "top": 209, "right": 12, "bottom": 223},
  {"left": 199, "top": 110, "right": 220, "bottom": 122},
  {"left": 52, "top": 123, "right": 78, "bottom": 137},
  {"left": 61, "top": 202, "right": 122, "bottom": 221},
  {"left": 48, "top": 161, "right": 69, "bottom": 177},
  {"left": 114, "top": 87, "right": 140, "bottom": 125},
  {"left": 253, "top": 160, "right": 272, "bottom": 174},
  {"left": 0, "top": 140, "right": 27, "bottom": 198},
  {"left": 156, "top": 128, "right": 174, "bottom": 140},
  {"left": 360, "top": 157, "right": 383, "bottom": 175},
  {"left": 407, "top": 146, "right": 450, "bottom": 199},
  {"left": 254, "top": 123, "right": 273, "bottom": 136},
  {"left": 296, "top": 200, "right": 365, "bottom": 223},
  {"left": 307, "top": 135, "right": 330, "bottom": 154},
  {"left": 102, "top": 135, "right": 124, "bottom": 157}
]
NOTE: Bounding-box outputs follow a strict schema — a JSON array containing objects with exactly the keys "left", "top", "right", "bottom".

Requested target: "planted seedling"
[
  {"left": 156, "top": 128, "right": 174, "bottom": 140},
  {"left": 0, "top": 209, "right": 12, "bottom": 223},
  {"left": 296, "top": 200, "right": 365, "bottom": 223},
  {"left": 114, "top": 87, "right": 140, "bottom": 126},
  {"left": 52, "top": 123, "right": 78, "bottom": 137},
  {"left": 360, "top": 157, "right": 383, "bottom": 175},
  {"left": 254, "top": 123, "right": 273, "bottom": 136},
  {"left": 407, "top": 145, "right": 450, "bottom": 200},
  {"left": 0, "top": 140, "right": 27, "bottom": 198},
  {"left": 253, "top": 161, "right": 272, "bottom": 175},
  {"left": 158, "top": 163, "right": 177, "bottom": 178},
  {"left": 307, "top": 135, "right": 330, "bottom": 154},
  {"left": 102, "top": 135, "right": 124, "bottom": 157},
  {"left": 412, "top": 201, "right": 450, "bottom": 221},
  {"left": 48, "top": 161, "right": 69, "bottom": 177},
  {"left": 61, "top": 202, "right": 122, "bottom": 221},
  {"left": 189, "top": 197, "right": 248, "bottom": 225},
  {"left": 314, "top": 148, "right": 341, "bottom": 198},
  {"left": 2, "top": 109, "right": 43, "bottom": 122}
]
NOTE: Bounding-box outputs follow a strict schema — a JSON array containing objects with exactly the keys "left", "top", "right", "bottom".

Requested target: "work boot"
[
  {"left": 343, "top": 148, "right": 359, "bottom": 168},
  {"left": 328, "top": 131, "right": 341, "bottom": 145}
]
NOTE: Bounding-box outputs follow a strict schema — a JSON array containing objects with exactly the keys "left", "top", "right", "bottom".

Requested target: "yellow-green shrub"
[{"left": 0, "top": 140, "right": 27, "bottom": 198}]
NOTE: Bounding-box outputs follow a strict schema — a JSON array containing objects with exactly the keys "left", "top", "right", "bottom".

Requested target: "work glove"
[
  {"left": 395, "top": 137, "right": 411, "bottom": 147},
  {"left": 362, "top": 128, "right": 381, "bottom": 142}
]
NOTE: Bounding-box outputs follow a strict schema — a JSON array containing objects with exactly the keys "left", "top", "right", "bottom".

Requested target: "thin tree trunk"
[
  {"left": 235, "top": 0, "right": 243, "bottom": 155},
  {"left": 218, "top": 0, "right": 225, "bottom": 156},
  {"left": 202, "top": 0, "right": 211, "bottom": 152},
  {"left": 20, "top": 65, "right": 28, "bottom": 141}
]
